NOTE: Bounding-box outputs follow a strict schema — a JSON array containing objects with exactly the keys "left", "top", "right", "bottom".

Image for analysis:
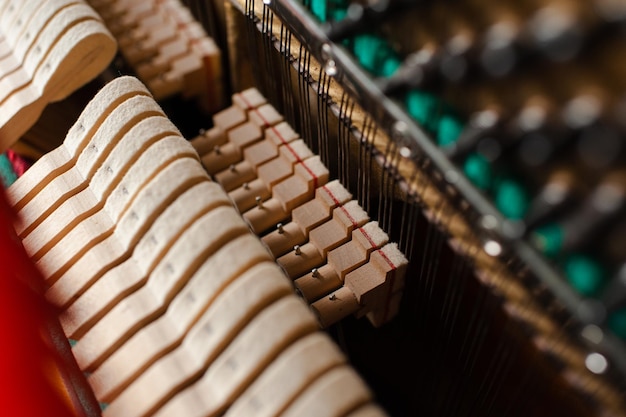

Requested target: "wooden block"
[
  {"left": 88, "top": 241, "right": 278, "bottom": 403},
  {"left": 147, "top": 70, "right": 184, "bottom": 100},
  {"left": 106, "top": 296, "right": 318, "bottom": 417},
  {"left": 291, "top": 180, "right": 352, "bottom": 234},
  {"left": 112, "top": 1, "right": 154, "bottom": 30},
  {"left": 100, "top": 0, "right": 151, "bottom": 22},
  {"left": 117, "top": 13, "right": 166, "bottom": 50},
  {"left": 256, "top": 140, "right": 313, "bottom": 188},
  {"left": 262, "top": 180, "right": 352, "bottom": 258},
  {"left": 276, "top": 242, "right": 325, "bottom": 280},
  {"left": 245, "top": 157, "right": 329, "bottom": 235},
  {"left": 71, "top": 207, "right": 250, "bottom": 372},
  {"left": 261, "top": 221, "right": 307, "bottom": 259},
  {"left": 346, "top": 243, "right": 408, "bottom": 326},
  {"left": 228, "top": 122, "right": 263, "bottom": 153},
  {"left": 263, "top": 121, "right": 299, "bottom": 148},
  {"left": 232, "top": 87, "right": 266, "bottom": 110},
  {"left": 280, "top": 365, "right": 372, "bottom": 417},
  {"left": 310, "top": 286, "right": 360, "bottom": 328},
  {"left": 54, "top": 169, "right": 228, "bottom": 335},
  {"left": 161, "top": 2, "right": 195, "bottom": 27},
  {"left": 224, "top": 332, "right": 346, "bottom": 417},
  {"left": 190, "top": 126, "right": 227, "bottom": 156},
  {"left": 294, "top": 265, "right": 342, "bottom": 303},
  {"left": 212, "top": 105, "right": 247, "bottom": 132},
  {"left": 219, "top": 120, "right": 301, "bottom": 194},
  {"left": 200, "top": 142, "right": 239, "bottom": 175},
  {"left": 248, "top": 103, "right": 283, "bottom": 128},
  {"left": 213, "top": 158, "right": 257, "bottom": 192},
  {"left": 216, "top": 122, "right": 299, "bottom": 192},
  {"left": 271, "top": 156, "right": 330, "bottom": 213},
  {"left": 135, "top": 37, "right": 187, "bottom": 80},
  {"left": 294, "top": 221, "right": 390, "bottom": 303},
  {"left": 243, "top": 197, "right": 289, "bottom": 235},
  {"left": 308, "top": 201, "right": 370, "bottom": 258},
  {"left": 327, "top": 221, "right": 389, "bottom": 280},
  {"left": 175, "top": 54, "right": 205, "bottom": 98},
  {"left": 228, "top": 178, "right": 272, "bottom": 213}
]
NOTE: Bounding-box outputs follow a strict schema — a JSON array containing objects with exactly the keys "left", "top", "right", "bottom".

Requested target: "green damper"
[
  {"left": 564, "top": 254, "right": 604, "bottom": 297},
  {"left": 494, "top": 178, "right": 529, "bottom": 220},
  {"left": 463, "top": 153, "right": 491, "bottom": 190}
]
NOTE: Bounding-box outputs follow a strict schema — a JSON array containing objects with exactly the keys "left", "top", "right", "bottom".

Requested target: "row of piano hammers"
[
  {"left": 87, "top": 0, "right": 223, "bottom": 110},
  {"left": 9, "top": 76, "right": 405, "bottom": 416}
]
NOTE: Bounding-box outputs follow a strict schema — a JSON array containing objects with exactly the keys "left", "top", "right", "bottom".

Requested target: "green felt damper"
[
  {"left": 310, "top": 0, "right": 327, "bottom": 21},
  {"left": 532, "top": 223, "right": 563, "bottom": 258},
  {"left": 352, "top": 34, "right": 401, "bottom": 77},
  {"left": 382, "top": 57, "right": 401, "bottom": 77},
  {"left": 437, "top": 113, "right": 463, "bottom": 148},
  {"left": 494, "top": 178, "right": 529, "bottom": 219},
  {"left": 564, "top": 254, "right": 604, "bottom": 297},
  {"left": 405, "top": 90, "right": 440, "bottom": 132},
  {"left": 463, "top": 153, "right": 492, "bottom": 190},
  {"left": 608, "top": 307, "right": 626, "bottom": 340},
  {"left": 329, "top": 7, "right": 347, "bottom": 21}
]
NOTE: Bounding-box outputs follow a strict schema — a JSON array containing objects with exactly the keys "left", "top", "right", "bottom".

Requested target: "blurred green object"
[
  {"left": 352, "top": 34, "right": 401, "bottom": 77},
  {"left": 493, "top": 177, "right": 529, "bottom": 220},
  {"left": 405, "top": 89, "right": 440, "bottom": 133},
  {"left": 463, "top": 153, "right": 492, "bottom": 190},
  {"left": 437, "top": 113, "right": 463, "bottom": 148},
  {"left": 564, "top": 254, "right": 605, "bottom": 297},
  {"left": 532, "top": 223, "right": 563, "bottom": 258},
  {"left": 0, "top": 153, "right": 17, "bottom": 187}
]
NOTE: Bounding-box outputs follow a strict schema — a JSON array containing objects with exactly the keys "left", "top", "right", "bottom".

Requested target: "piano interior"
[{"left": 2, "top": 0, "right": 626, "bottom": 416}]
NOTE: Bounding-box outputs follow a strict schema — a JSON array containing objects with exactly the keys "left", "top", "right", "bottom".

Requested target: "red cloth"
[
  {"left": 6, "top": 149, "right": 31, "bottom": 177},
  {"left": 0, "top": 190, "right": 75, "bottom": 417}
]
